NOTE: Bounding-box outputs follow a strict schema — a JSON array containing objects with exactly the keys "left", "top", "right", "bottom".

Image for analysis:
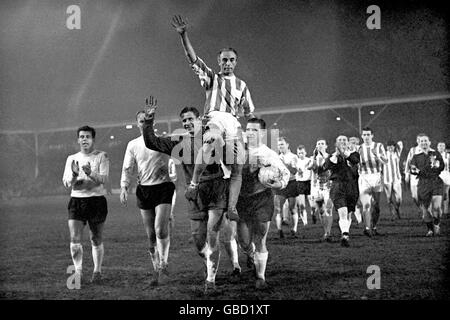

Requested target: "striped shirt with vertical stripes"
[
  {"left": 383, "top": 150, "right": 402, "bottom": 184},
  {"left": 358, "top": 142, "right": 386, "bottom": 175},
  {"left": 191, "top": 57, "right": 255, "bottom": 117}
]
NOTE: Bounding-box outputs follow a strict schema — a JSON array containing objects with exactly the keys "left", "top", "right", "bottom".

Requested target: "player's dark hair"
[
  {"left": 316, "top": 137, "right": 327, "bottom": 144},
  {"left": 387, "top": 140, "right": 397, "bottom": 147},
  {"left": 179, "top": 107, "right": 200, "bottom": 118},
  {"left": 417, "top": 133, "right": 427, "bottom": 139},
  {"left": 278, "top": 136, "right": 289, "bottom": 145},
  {"left": 77, "top": 126, "right": 96, "bottom": 139},
  {"left": 362, "top": 127, "right": 372, "bottom": 134},
  {"left": 217, "top": 48, "right": 238, "bottom": 58},
  {"left": 247, "top": 117, "right": 266, "bottom": 129},
  {"left": 297, "top": 144, "right": 306, "bottom": 150}
]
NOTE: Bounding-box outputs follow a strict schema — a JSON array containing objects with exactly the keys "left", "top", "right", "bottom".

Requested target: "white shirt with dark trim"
[
  {"left": 120, "top": 135, "right": 171, "bottom": 189},
  {"left": 62, "top": 150, "right": 109, "bottom": 198}
]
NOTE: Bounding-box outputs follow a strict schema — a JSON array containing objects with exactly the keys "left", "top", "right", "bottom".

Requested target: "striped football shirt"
[
  {"left": 358, "top": 142, "right": 386, "bottom": 175},
  {"left": 383, "top": 150, "right": 402, "bottom": 184},
  {"left": 191, "top": 57, "right": 255, "bottom": 117}
]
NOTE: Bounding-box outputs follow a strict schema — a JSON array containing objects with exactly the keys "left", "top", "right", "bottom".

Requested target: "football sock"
[
  {"left": 254, "top": 251, "right": 268, "bottom": 280},
  {"left": 292, "top": 212, "right": 299, "bottom": 232},
  {"left": 70, "top": 242, "right": 83, "bottom": 273},
  {"left": 224, "top": 238, "right": 240, "bottom": 270},
  {"left": 275, "top": 214, "right": 282, "bottom": 230},
  {"left": 157, "top": 237, "right": 170, "bottom": 268},
  {"left": 92, "top": 243, "right": 104, "bottom": 273},
  {"left": 206, "top": 245, "right": 220, "bottom": 283}
]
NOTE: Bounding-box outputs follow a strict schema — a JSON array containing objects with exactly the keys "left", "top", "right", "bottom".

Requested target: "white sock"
[
  {"left": 157, "top": 237, "right": 170, "bottom": 268},
  {"left": 275, "top": 214, "right": 282, "bottom": 230},
  {"left": 92, "top": 243, "right": 104, "bottom": 273},
  {"left": 254, "top": 251, "right": 268, "bottom": 280},
  {"left": 148, "top": 248, "right": 160, "bottom": 272},
  {"left": 206, "top": 245, "right": 220, "bottom": 283},
  {"left": 292, "top": 212, "right": 299, "bottom": 232},
  {"left": 225, "top": 239, "right": 241, "bottom": 270},
  {"left": 70, "top": 243, "right": 83, "bottom": 273},
  {"left": 354, "top": 208, "right": 362, "bottom": 223},
  {"left": 302, "top": 209, "right": 308, "bottom": 225}
]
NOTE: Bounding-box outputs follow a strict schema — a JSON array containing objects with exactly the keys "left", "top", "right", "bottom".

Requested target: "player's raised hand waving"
[
  {"left": 144, "top": 95, "right": 158, "bottom": 120},
  {"left": 171, "top": 15, "right": 188, "bottom": 34}
]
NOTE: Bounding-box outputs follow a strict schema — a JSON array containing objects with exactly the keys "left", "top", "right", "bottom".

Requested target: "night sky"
[{"left": 0, "top": 0, "right": 448, "bottom": 134}]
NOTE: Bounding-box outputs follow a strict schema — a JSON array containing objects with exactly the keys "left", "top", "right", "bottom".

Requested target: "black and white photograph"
[{"left": 0, "top": 0, "right": 449, "bottom": 310}]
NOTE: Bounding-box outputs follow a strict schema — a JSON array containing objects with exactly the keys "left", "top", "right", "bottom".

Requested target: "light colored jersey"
[
  {"left": 62, "top": 150, "right": 109, "bottom": 198},
  {"left": 359, "top": 142, "right": 386, "bottom": 175},
  {"left": 279, "top": 151, "right": 298, "bottom": 181},
  {"left": 383, "top": 150, "right": 402, "bottom": 184},
  {"left": 241, "top": 144, "right": 290, "bottom": 196},
  {"left": 120, "top": 135, "right": 171, "bottom": 189},
  {"left": 191, "top": 56, "right": 255, "bottom": 117},
  {"left": 295, "top": 156, "right": 312, "bottom": 181}
]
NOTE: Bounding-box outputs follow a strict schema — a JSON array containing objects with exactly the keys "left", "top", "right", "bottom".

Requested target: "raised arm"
[
  {"left": 171, "top": 15, "right": 197, "bottom": 64},
  {"left": 142, "top": 110, "right": 180, "bottom": 156}
]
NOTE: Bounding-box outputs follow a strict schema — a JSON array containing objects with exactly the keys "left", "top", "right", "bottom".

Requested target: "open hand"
[
  {"left": 82, "top": 162, "right": 91, "bottom": 176},
  {"left": 144, "top": 96, "right": 158, "bottom": 120},
  {"left": 171, "top": 15, "right": 188, "bottom": 34},
  {"left": 71, "top": 160, "right": 80, "bottom": 176}
]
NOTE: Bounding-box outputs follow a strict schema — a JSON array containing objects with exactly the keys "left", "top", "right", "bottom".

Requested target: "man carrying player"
[
  {"left": 62, "top": 126, "right": 109, "bottom": 285},
  {"left": 358, "top": 127, "right": 387, "bottom": 237},
  {"left": 383, "top": 140, "right": 403, "bottom": 220},
  {"left": 324, "top": 135, "right": 360, "bottom": 247},
  {"left": 274, "top": 137, "right": 300, "bottom": 238},
  {"left": 410, "top": 134, "right": 445, "bottom": 236},
  {"left": 236, "top": 118, "right": 289, "bottom": 289},
  {"left": 171, "top": 15, "right": 255, "bottom": 223},
  {"left": 142, "top": 104, "right": 241, "bottom": 294},
  {"left": 120, "top": 101, "right": 175, "bottom": 287}
]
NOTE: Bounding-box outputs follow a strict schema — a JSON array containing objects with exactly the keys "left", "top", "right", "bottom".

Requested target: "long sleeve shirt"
[
  {"left": 323, "top": 151, "right": 360, "bottom": 182},
  {"left": 142, "top": 118, "right": 223, "bottom": 184},
  {"left": 410, "top": 150, "right": 444, "bottom": 180},
  {"left": 240, "top": 144, "right": 290, "bottom": 197},
  {"left": 120, "top": 135, "right": 171, "bottom": 189},
  {"left": 62, "top": 150, "right": 109, "bottom": 197}
]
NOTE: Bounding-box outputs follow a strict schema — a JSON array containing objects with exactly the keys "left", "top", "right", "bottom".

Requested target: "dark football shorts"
[
  {"left": 274, "top": 179, "right": 300, "bottom": 198},
  {"left": 188, "top": 178, "right": 229, "bottom": 220},
  {"left": 68, "top": 196, "right": 108, "bottom": 226},
  {"left": 237, "top": 188, "right": 274, "bottom": 223},
  {"left": 296, "top": 180, "right": 311, "bottom": 195},
  {"left": 330, "top": 180, "right": 359, "bottom": 213},
  {"left": 136, "top": 182, "right": 175, "bottom": 210},
  {"left": 418, "top": 177, "right": 444, "bottom": 208}
]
